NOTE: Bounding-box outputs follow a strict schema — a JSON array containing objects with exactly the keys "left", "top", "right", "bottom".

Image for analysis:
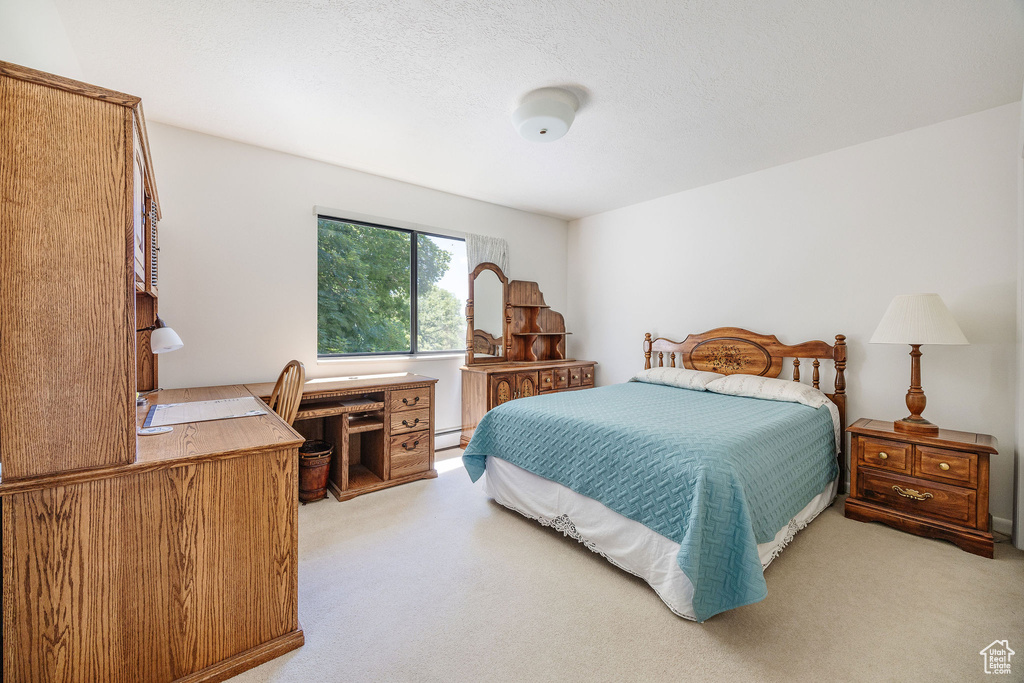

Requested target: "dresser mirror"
[{"left": 466, "top": 262, "right": 508, "bottom": 365}]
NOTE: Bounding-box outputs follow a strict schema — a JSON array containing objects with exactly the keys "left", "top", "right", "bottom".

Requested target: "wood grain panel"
[
  {"left": 0, "top": 73, "right": 135, "bottom": 479},
  {"left": 2, "top": 448, "right": 300, "bottom": 682},
  {"left": 136, "top": 292, "right": 157, "bottom": 391}
]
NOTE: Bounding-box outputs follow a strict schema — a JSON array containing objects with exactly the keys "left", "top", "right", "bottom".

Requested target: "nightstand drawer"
[
  {"left": 915, "top": 446, "right": 977, "bottom": 487},
  {"left": 858, "top": 437, "right": 909, "bottom": 473},
  {"left": 857, "top": 470, "right": 976, "bottom": 527}
]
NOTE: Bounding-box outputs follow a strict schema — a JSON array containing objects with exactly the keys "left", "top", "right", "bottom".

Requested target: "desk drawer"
[
  {"left": 580, "top": 365, "right": 595, "bottom": 387},
  {"left": 390, "top": 387, "right": 430, "bottom": 412},
  {"left": 391, "top": 407, "right": 429, "bottom": 435},
  {"left": 554, "top": 368, "right": 569, "bottom": 390},
  {"left": 569, "top": 367, "right": 583, "bottom": 387},
  {"left": 390, "top": 431, "right": 429, "bottom": 477}
]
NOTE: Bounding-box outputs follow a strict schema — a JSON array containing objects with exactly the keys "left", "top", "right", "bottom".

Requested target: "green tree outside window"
[{"left": 317, "top": 218, "right": 466, "bottom": 355}]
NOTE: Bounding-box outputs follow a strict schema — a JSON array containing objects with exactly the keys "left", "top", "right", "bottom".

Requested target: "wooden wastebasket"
[{"left": 298, "top": 439, "right": 333, "bottom": 503}]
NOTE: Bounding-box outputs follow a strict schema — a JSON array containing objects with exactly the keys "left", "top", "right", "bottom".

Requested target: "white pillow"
[
  {"left": 630, "top": 367, "right": 724, "bottom": 392},
  {"left": 704, "top": 374, "right": 829, "bottom": 409}
]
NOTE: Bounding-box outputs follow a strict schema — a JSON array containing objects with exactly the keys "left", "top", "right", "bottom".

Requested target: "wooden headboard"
[{"left": 643, "top": 327, "right": 847, "bottom": 490}]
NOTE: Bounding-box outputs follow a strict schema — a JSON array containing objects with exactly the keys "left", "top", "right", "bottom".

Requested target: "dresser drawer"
[
  {"left": 857, "top": 470, "right": 976, "bottom": 528},
  {"left": 569, "top": 366, "right": 583, "bottom": 387},
  {"left": 390, "top": 407, "right": 429, "bottom": 435},
  {"left": 914, "top": 445, "right": 976, "bottom": 487},
  {"left": 539, "top": 370, "right": 555, "bottom": 392},
  {"left": 390, "top": 387, "right": 430, "bottom": 412},
  {"left": 581, "top": 365, "right": 595, "bottom": 386},
  {"left": 554, "top": 368, "right": 569, "bottom": 390},
  {"left": 390, "top": 431, "right": 429, "bottom": 477},
  {"left": 858, "top": 436, "right": 909, "bottom": 473}
]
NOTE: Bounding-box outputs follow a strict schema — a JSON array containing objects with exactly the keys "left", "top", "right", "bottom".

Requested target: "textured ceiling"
[{"left": 53, "top": 0, "right": 1024, "bottom": 220}]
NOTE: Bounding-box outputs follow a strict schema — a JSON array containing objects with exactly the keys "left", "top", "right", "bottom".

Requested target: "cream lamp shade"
[
  {"left": 870, "top": 293, "right": 966, "bottom": 436},
  {"left": 870, "top": 293, "right": 967, "bottom": 345},
  {"left": 151, "top": 324, "right": 184, "bottom": 354}
]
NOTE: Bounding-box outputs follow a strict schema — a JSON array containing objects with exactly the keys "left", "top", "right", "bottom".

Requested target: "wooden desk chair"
[{"left": 268, "top": 360, "right": 305, "bottom": 426}]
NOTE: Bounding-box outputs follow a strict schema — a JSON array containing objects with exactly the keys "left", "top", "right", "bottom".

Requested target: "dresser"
[
  {"left": 247, "top": 373, "right": 438, "bottom": 501},
  {"left": 0, "top": 61, "right": 304, "bottom": 681},
  {"left": 460, "top": 360, "right": 597, "bottom": 447},
  {"left": 844, "top": 418, "right": 997, "bottom": 557}
]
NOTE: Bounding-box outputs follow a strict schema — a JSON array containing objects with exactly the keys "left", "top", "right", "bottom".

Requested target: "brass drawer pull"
[
  {"left": 893, "top": 485, "right": 933, "bottom": 501},
  {"left": 544, "top": 377, "right": 551, "bottom": 383},
  {"left": 401, "top": 418, "right": 420, "bottom": 428},
  {"left": 401, "top": 440, "right": 420, "bottom": 451},
  {"left": 402, "top": 396, "right": 420, "bottom": 406},
  {"left": 877, "top": 452, "right": 888, "bottom": 460},
  {"left": 939, "top": 463, "right": 950, "bottom": 471}
]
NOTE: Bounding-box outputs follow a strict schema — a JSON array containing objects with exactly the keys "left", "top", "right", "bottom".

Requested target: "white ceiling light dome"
[{"left": 511, "top": 88, "right": 579, "bottom": 142}]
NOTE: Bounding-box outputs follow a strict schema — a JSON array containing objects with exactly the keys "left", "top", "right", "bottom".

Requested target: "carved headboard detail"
[{"left": 643, "top": 327, "right": 848, "bottom": 491}]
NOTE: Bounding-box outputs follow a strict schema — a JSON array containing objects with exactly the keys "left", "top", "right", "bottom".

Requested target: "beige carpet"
[{"left": 235, "top": 451, "right": 1023, "bottom": 682}]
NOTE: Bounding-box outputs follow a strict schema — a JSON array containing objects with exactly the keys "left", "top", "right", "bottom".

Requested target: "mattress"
[{"left": 484, "top": 455, "right": 838, "bottom": 620}]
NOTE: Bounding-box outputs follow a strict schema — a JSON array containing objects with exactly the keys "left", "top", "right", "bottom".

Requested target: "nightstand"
[{"left": 844, "top": 418, "right": 997, "bottom": 558}]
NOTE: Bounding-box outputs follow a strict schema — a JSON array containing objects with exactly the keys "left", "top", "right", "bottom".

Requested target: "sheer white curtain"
[{"left": 466, "top": 234, "right": 509, "bottom": 273}]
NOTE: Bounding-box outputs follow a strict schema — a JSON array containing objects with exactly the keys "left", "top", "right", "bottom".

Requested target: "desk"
[
  {"left": 1, "top": 385, "right": 304, "bottom": 682},
  {"left": 246, "top": 373, "right": 438, "bottom": 501}
]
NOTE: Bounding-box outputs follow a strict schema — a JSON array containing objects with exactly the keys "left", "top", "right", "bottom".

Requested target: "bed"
[{"left": 462, "top": 327, "right": 847, "bottom": 621}]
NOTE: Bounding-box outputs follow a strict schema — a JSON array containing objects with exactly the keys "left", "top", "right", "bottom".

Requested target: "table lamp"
[{"left": 870, "top": 293, "right": 967, "bottom": 436}]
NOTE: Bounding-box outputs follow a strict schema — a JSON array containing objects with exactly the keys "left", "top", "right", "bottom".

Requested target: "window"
[{"left": 317, "top": 216, "right": 467, "bottom": 356}]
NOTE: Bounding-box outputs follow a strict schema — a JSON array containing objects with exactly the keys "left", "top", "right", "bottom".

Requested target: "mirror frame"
[{"left": 466, "top": 261, "right": 509, "bottom": 365}]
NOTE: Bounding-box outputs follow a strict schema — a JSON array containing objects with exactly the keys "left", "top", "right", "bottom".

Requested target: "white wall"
[
  {"left": 147, "top": 123, "right": 568, "bottom": 440},
  {"left": 0, "top": 0, "right": 82, "bottom": 78},
  {"left": 568, "top": 103, "right": 1021, "bottom": 530},
  {"left": 1015, "top": 81, "right": 1024, "bottom": 548}
]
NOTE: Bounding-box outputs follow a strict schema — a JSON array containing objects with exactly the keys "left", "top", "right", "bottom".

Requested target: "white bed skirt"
[{"left": 483, "top": 456, "right": 839, "bottom": 620}]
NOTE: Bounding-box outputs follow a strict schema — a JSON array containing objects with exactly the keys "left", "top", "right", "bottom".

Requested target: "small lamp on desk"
[
  {"left": 870, "top": 293, "right": 968, "bottom": 436},
  {"left": 136, "top": 317, "right": 184, "bottom": 435},
  {"left": 141, "top": 317, "right": 184, "bottom": 354}
]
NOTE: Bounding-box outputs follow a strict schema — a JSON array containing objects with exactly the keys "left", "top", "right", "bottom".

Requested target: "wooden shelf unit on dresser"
[
  {"left": 246, "top": 373, "right": 438, "bottom": 501},
  {"left": 462, "top": 262, "right": 596, "bottom": 447},
  {"left": 460, "top": 360, "right": 597, "bottom": 447},
  {"left": 0, "top": 61, "right": 303, "bottom": 682},
  {"left": 844, "top": 418, "right": 997, "bottom": 558}
]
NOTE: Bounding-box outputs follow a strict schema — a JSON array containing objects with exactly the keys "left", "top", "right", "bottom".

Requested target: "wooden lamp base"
[
  {"left": 893, "top": 416, "right": 939, "bottom": 436},
  {"left": 895, "top": 344, "right": 940, "bottom": 436}
]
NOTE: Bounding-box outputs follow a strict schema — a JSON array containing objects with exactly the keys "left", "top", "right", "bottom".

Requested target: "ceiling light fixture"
[{"left": 511, "top": 88, "right": 578, "bottom": 142}]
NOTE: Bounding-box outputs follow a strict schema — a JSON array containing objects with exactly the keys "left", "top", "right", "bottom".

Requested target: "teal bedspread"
[{"left": 463, "top": 382, "right": 837, "bottom": 621}]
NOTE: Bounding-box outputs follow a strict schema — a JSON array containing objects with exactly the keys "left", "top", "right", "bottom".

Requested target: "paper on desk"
[{"left": 145, "top": 396, "right": 268, "bottom": 427}]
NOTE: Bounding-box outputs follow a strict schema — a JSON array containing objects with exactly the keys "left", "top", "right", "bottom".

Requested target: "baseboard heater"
[{"left": 435, "top": 427, "right": 462, "bottom": 451}]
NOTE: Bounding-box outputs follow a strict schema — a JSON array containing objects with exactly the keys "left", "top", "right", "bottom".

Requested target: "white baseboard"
[{"left": 992, "top": 516, "right": 1013, "bottom": 537}]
